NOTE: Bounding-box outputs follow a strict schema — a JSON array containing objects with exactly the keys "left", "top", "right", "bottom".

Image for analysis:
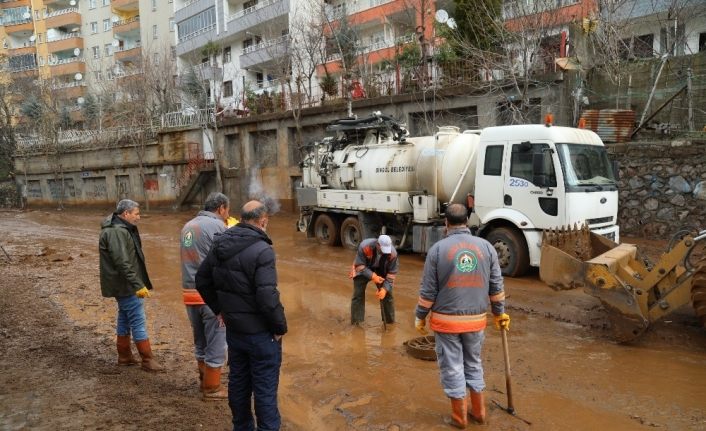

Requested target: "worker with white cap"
[{"left": 348, "top": 234, "right": 399, "bottom": 325}]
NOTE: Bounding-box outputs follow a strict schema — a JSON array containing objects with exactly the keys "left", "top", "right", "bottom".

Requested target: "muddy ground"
[{"left": 0, "top": 209, "right": 704, "bottom": 431}]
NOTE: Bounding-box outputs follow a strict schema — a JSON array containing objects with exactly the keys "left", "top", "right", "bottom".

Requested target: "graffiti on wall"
[
  {"left": 27, "top": 180, "right": 42, "bottom": 198},
  {"left": 144, "top": 174, "right": 159, "bottom": 192},
  {"left": 47, "top": 179, "right": 76, "bottom": 199},
  {"left": 116, "top": 175, "right": 131, "bottom": 200},
  {"left": 84, "top": 177, "right": 108, "bottom": 199}
]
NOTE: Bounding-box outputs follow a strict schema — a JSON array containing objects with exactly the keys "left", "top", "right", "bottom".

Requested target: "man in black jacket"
[{"left": 196, "top": 200, "right": 287, "bottom": 431}]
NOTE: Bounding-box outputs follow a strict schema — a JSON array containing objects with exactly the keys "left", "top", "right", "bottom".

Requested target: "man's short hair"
[
  {"left": 445, "top": 203, "right": 468, "bottom": 226},
  {"left": 204, "top": 192, "right": 229, "bottom": 212},
  {"left": 241, "top": 201, "right": 267, "bottom": 222},
  {"left": 116, "top": 199, "right": 139, "bottom": 215}
]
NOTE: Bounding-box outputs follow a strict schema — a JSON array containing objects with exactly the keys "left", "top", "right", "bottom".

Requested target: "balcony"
[
  {"left": 240, "top": 34, "right": 289, "bottom": 69},
  {"left": 0, "top": 0, "right": 30, "bottom": 8},
  {"left": 45, "top": 8, "right": 81, "bottom": 29},
  {"left": 8, "top": 64, "right": 38, "bottom": 77},
  {"left": 112, "top": 0, "right": 139, "bottom": 12},
  {"left": 7, "top": 42, "right": 36, "bottom": 56},
  {"left": 114, "top": 44, "right": 142, "bottom": 63},
  {"left": 51, "top": 81, "right": 86, "bottom": 99},
  {"left": 193, "top": 62, "right": 223, "bottom": 81},
  {"left": 227, "top": 0, "right": 289, "bottom": 35},
  {"left": 47, "top": 34, "right": 83, "bottom": 53},
  {"left": 48, "top": 57, "right": 86, "bottom": 77},
  {"left": 113, "top": 16, "right": 140, "bottom": 35},
  {"left": 3, "top": 19, "right": 34, "bottom": 34}
]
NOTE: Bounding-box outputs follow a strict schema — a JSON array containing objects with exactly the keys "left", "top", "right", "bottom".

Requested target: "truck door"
[{"left": 503, "top": 142, "right": 564, "bottom": 227}]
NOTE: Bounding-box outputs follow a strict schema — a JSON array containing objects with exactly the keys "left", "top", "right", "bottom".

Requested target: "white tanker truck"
[{"left": 295, "top": 113, "right": 620, "bottom": 276}]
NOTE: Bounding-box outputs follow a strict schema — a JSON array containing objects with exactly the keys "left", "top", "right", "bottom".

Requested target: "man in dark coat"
[
  {"left": 99, "top": 199, "right": 162, "bottom": 372},
  {"left": 196, "top": 200, "right": 287, "bottom": 431}
]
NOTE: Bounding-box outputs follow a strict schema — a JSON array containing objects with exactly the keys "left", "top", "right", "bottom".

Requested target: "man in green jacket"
[{"left": 99, "top": 199, "right": 162, "bottom": 372}]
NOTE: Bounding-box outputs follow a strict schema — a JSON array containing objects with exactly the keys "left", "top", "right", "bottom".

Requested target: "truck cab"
[{"left": 471, "top": 125, "right": 619, "bottom": 276}]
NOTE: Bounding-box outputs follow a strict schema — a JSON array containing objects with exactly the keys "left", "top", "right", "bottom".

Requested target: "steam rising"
[{"left": 249, "top": 168, "right": 281, "bottom": 215}]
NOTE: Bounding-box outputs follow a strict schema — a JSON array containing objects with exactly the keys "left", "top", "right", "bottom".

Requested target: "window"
[
  {"left": 176, "top": 7, "right": 216, "bottom": 42},
  {"left": 103, "top": 19, "right": 110, "bottom": 31},
  {"left": 483, "top": 146, "right": 504, "bottom": 176},
  {"left": 153, "top": 24, "right": 158, "bottom": 39},
  {"left": 106, "top": 69, "right": 113, "bottom": 80},
  {"left": 169, "top": 18, "right": 175, "bottom": 32},
  {"left": 256, "top": 72, "right": 263, "bottom": 88},
  {"left": 510, "top": 143, "right": 556, "bottom": 187},
  {"left": 89, "top": 0, "right": 96, "bottom": 9},
  {"left": 170, "top": 46, "right": 176, "bottom": 60},
  {"left": 223, "top": 46, "right": 231, "bottom": 63},
  {"left": 103, "top": 0, "right": 110, "bottom": 5},
  {"left": 90, "top": 22, "right": 98, "bottom": 33},
  {"left": 223, "top": 80, "right": 233, "bottom": 98},
  {"left": 92, "top": 46, "right": 100, "bottom": 59},
  {"left": 153, "top": 52, "right": 159, "bottom": 65},
  {"left": 38, "top": 56, "right": 44, "bottom": 66},
  {"left": 37, "top": 33, "right": 43, "bottom": 43},
  {"left": 104, "top": 43, "right": 112, "bottom": 56},
  {"left": 94, "top": 70, "right": 103, "bottom": 81},
  {"left": 700, "top": 33, "right": 706, "bottom": 52},
  {"left": 151, "top": 0, "right": 156, "bottom": 10}
]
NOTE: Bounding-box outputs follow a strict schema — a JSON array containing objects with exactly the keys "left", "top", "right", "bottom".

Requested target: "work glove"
[
  {"left": 371, "top": 273, "right": 385, "bottom": 285},
  {"left": 136, "top": 286, "right": 151, "bottom": 298},
  {"left": 375, "top": 288, "right": 387, "bottom": 300},
  {"left": 494, "top": 313, "right": 511, "bottom": 331},
  {"left": 348, "top": 265, "right": 357, "bottom": 279},
  {"left": 415, "top": 317, "right": 428, "bottom": 335}
]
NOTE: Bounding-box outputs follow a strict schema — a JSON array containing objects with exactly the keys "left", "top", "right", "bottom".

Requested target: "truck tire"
[
  {"left": 340, "top": 216, "right": 362, "bottom": 250},
  {"left": 486, "top": 227, "right": 530, "bottom": 277},
  {"left": 313, "top": 214, "right": 340, "bottom": 246}
]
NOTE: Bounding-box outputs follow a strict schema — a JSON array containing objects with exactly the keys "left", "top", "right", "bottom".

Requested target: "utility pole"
[{"left": 687, "top": 67, "right": 694, "bottom": 131}]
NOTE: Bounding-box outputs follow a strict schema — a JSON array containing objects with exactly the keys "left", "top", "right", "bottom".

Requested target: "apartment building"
[
  {"left": 0, "top": 0, "right": 174, "bottom": 127},
  {"left": 174, "top": 0, "right": 298, "bottom": 111}
]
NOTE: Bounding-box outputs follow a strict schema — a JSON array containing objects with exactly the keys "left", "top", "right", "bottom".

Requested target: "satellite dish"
[
  {"left": 447, "top": 18, "right": 457, "bottom": 30},
  {"left": 435, "top": 9, "right": 448, "bottom": 24},
  {"left": 112, "top": 39, "right": 120, "bottom": 47},
  {"left": 112, "top": 16, "right": 119, "bottom": 23},
  {"left": 29, "top": 35, "right": 36, "bottom": 42},
  {"left": 22, "top": 12, "right": 31, "bottom": 19},
  {"left": 77, "top": 97, "right": 85, "bottom": 105},
  {"left": 69, "top": 0, "right": 76, "bottom": 5},
  {"left": 74, "top": 73, "right": 82, "bottom": 81},
  {"left": 73, "top": 48, "right": 81, "bottom": 56}
]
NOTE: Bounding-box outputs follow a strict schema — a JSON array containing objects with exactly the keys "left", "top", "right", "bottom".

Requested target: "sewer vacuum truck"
[{"left": 295, "top": 113, "right": 620, "bottom": 276}]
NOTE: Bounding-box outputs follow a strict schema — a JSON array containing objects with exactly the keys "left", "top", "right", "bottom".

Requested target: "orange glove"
[
  {"left": 348, "top": 265, "right": 357, "bottom": 279},
  {"left": 371, "top": 273, "right": 385, "bottom": 285},
  {"left": 494, "top": 313, "right": 511, "bottom": 331},
  {"left": 375, "top": 288, "right": 387, "bottom": 300},
  {"left": 415, "top": 317, "right": 428, "bottom": 335}
]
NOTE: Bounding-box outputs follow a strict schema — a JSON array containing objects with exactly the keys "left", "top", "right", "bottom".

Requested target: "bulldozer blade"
[
  {"left": 583, "top": 263, "right": 649, "bottom": 342},
  {"left": 540, "top": 242, "right": 587, "bottom": 290}
]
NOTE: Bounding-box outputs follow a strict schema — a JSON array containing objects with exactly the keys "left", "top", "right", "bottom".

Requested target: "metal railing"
[
  {"left": 47, "top": 32, "right": 82, "bottom": 42},
  {"left": 45, "top": 7, "right": 78, "bottom": 18},
  {"left": 15, "top": 126, "right": 158, "bottom": 154},
  {"left": 242, "top": 34, "right": 288, "bottom": 55},
  {"left": 227, "top": 0, "right": 281, "bottom": 22},
  {"left": 178, "top": 23, "right": 216, "bottom": 43},
  {"left": 113, "top": 15, "right": 140, "bottom": 28},
  {"left": 160, "top": 108, "right": 215, "bottom": 129}
]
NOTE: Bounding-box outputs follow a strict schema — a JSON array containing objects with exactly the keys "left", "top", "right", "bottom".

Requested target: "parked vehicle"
[{"left": 296, "top": 113, "right": 620, "bottom": 276}]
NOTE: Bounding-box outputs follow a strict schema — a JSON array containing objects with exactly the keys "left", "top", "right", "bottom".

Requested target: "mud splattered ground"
[{"left": 1, "top": 209, "right": 705, "bottom": 431}]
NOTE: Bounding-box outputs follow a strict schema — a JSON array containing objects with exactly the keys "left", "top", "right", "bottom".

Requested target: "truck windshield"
[{"left": 556, "top": 144, "right": 616, "bottom": 188}]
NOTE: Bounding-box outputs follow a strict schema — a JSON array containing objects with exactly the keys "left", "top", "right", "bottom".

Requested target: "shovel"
[
  {"left": 492, "top": 325, "right": 532, "bottom": 425},
  {"left": 379, "top": 296, "right": 387, "bottom": 332}
]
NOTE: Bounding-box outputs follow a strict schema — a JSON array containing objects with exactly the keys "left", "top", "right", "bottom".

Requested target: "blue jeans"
[
  {"left": 115, "top": 295, "right": 148, "bottom": 341},
  {"left": 435, "top": 330, "right": 486, "bottom": 398},
  {"left": 186, "top": 305, "right": 227, "bottom": 367},
  {"left": 227, "top": 330, "right": 282, "bottom": 431}
]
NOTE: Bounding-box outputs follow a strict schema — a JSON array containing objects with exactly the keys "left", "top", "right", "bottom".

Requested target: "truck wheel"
[
  {"left": 340, "top": 217, "right": 362, "bottom": 250},
  {"left": 313, "top": 214, "right": 340, "bottom": 246},
  {"left": 486, "top": 227, "right": 530, "bottom": 277}
]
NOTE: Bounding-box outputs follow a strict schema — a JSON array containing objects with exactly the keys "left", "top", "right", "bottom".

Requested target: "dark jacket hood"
[
  {"left": 101, "top": 213, "right": 136, "bottom": 231},
  {"left": 213, "top": 222, "right": 272, "bottom": 261}
]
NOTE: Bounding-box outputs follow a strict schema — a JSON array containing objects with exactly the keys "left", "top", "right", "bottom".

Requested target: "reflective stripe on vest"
[
  {"left": 429, "top": 311, "right": 487, "bottom": 333},
  {"left": 183, "top": 289, "right": 205, "bottom": 305}
]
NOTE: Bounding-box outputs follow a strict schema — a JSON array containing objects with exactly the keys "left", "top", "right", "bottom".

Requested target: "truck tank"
[{"left": 302, "top": 127, "right": 480, "bottom": 204}]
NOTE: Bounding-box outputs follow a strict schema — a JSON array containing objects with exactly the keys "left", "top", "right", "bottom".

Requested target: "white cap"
[{"left": 378, "top": 235, "right": 392, "bottom": 254}]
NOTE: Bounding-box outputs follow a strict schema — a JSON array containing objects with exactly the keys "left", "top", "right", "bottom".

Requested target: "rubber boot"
[
  {"left": 468, "top": 391, "right": 487, "bottom": 425},
  {"left": 117, "top": 335, "right": 138, "bottom": 366},
  {"left": 202, "top": 365, "right": 228, "bottom": 401},
  {"left": 135, "top": 339, "right": 164, "bottom": 372},
  {"left": 444, "top": 397, "right": 468, "bottom": 429},
  {"left": 197, "top": 360, "right": 206, "bottom": 390}
]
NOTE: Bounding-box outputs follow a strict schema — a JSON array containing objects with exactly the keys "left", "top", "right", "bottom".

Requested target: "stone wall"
[{"left": 609, "top": 140, "right": 706, "bottom": 238}]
